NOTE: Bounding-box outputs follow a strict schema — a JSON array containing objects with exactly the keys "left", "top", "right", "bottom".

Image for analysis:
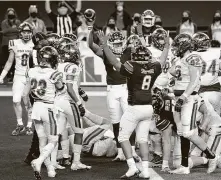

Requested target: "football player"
[
  {"left": 28, "top": 46, "right": 62, "bottom": 179},
  {"left": 55, "top": 43, "right": 91, "bottom": 170},
  {"left": 97, "top": 30, "right": 170, "bottom": 179},
  {"left": 169, "top": 34, "right": 218, "bottom": 174},
  {"left": 0, "top": 22, "right": 34, "bottom": 136},
  {"left": 89, "top": 31, "right": 139, "bottom": 161}
]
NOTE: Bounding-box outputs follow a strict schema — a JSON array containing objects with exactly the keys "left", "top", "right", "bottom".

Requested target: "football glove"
[
  {"left": 175, "top": 98, "right": 184, "bottom": 112},
  {"left": 78, "top": 104, "right": 86, "bottom": 117},
  {"left": 79, "top": 88, "right": 88, "bottom": 102}
]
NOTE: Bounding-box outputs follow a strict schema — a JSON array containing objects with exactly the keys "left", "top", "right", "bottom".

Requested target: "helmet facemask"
[{"left": 141, "top": 10, "right": 155, "bottom": 28}]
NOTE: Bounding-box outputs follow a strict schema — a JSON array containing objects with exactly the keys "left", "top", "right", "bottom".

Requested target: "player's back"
[
  {"left": 127, "top": 60, "right": 161, "bottom": 105},
  {"left": 195, "top": 48, "right": 220, "bottom": 87},
  {"left": 9, "top": 39, "right": 34, "bottom": 76},
  {"left": 28, "top": 66, "right": 58, "bottom": 103}
]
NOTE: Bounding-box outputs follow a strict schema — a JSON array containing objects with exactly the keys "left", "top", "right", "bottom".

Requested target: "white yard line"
[
  {"left": 149, "top": 168, "right": 164, "bottom": 180},
  {"left": 0, "top": 91, "right": 107, "bottom": 97}
]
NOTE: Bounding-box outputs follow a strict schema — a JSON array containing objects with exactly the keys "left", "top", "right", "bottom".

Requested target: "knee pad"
[
  {"left": 182, "top": 129, "right": 198, "bottom": 139},
  {"left": 13, "top": 101, "right": 21, "bottom": 106},
  {"left": 118, "top": 133, "right": 130, "bottom": 143},
  {"left": 136, "top": 137, "right": 148, "bottom": 144}
]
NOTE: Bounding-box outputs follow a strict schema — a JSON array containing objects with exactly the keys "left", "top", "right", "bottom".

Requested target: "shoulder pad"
[
  {"left": 186, "top": 54, "right": 203, "bottom": 67},
  {"left": 65, "top": 64, "right": 78, "bottom": 75}
]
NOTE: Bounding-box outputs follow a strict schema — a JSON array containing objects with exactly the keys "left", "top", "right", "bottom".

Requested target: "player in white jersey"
[
  {"left": 0, "top": 22, "right": 34, "bottom": 136},
  {"left": 55, "top": 43, "right": 91, "bottom": 170},
  {"left": 28, "top": 46, "right": 63, "bottom": 179},
  {"left": 169, "top": 34, "right": 218, "bottom": 175}
]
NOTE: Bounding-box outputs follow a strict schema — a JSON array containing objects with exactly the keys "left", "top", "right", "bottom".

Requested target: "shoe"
[
  {"left": 71, "top": 162, "right": 92, "bottom": 171},
  {"left": 53, "top": 163, "right": 66, "bottom": 170},
  {"left": 161, "top": 167, "right": 171, "bottom": 172},
  {"left": 26, "top": 127, "right": 33, "bottom": 136},
  {"left": 139, "top": 171, "right": 150, "bottom": 179},
  {"left": 207, "top": 156, "right": 218, "bottom": 174},
  {"left": 62, "top": 158, "right": 71, "bottom": 166},
  {"left": 47, "top": 165, "right": 56, "bottom": 178},
  {"left": 120, "top": 167, "right": 140, "bottom": 179},
  {"left": 31, "top": 159, "right": 42, "bottom": 180},
  {"left": 169, "top": 165, "right": 190, "bottom": 174},
  {"left": 11, "top": 125, "right": 26, "bottom": 136},
  {"left": 149, "top": 153, "right": 162, "bottom": 167},
  {"left": 112, "top": 154, "right": 126, "bottom": 162}
]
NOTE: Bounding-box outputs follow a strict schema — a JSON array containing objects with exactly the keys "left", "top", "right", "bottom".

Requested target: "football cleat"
[
  {"left": 161, "top": 167, "right": 171, "bottom": 172},
  {"left": 53, "top": 163, "right": 66, "bottom": 170},
  {"left": 120, "top": 167, "right": 140, "bottom": 179},
  {"left": 47, "top": 165, "right": 56, "bottom": 178},
  {"left": 169, "top": 165, "right": 190, "bottom": 174},
  {"left": 11, "top": 125, "right": 26, "bottom": 136},
  {"left": 31, "top": 159, "right": 42, "bottom": 180},
  {"left": 207, "top": 156, "right": 218, "bottom": 174},
  {"left": 26, "top": 127, "right": 33, "bottom": 136},
  {"left": 61, "top": 157, "right": 71, "bottom": 166},
  {"left": 138, "top": 171, "right": 150, "bottom": 179},
  {"left": 149, "top": 153, "right": 162, "bottom": 167},
  {"left": 71, "top": 162, "right": 92, "bottom": 171}
]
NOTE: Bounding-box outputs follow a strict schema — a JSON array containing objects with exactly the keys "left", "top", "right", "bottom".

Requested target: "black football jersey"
[{"left": 120, "top": 60, "right": 162, "bottom": 105}]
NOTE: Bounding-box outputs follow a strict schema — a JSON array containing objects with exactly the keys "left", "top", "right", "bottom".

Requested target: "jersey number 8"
[
  {"left": 21, "top": 53, "right": 29, "bottom": 66},
  {"left": 31, "top": 79, "right": 47, "bottom": 96},
  {"left": 141, "top": 75, "right": 152, "bottom": 90}
]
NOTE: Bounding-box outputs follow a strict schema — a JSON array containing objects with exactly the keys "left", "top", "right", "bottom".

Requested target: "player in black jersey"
[{"left": 97, "top": 30, "right": 170, "bottom": 179}]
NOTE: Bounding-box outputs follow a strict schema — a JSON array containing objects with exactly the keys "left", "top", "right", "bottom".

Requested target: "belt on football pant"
[
  {"left": 174, "top": 90, "right": 197, "bottom": 97},
  {"left": 107, "top": 84, "right": 127, "bottom": 88}
]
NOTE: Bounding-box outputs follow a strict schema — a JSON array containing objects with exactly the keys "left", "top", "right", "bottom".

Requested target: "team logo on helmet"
[
  {"left": 151, "top": 28, "right": 167, "bottom": 51},
  {"left": 141, "top": 9, "right": 155, "bottom": 28},
  {"left": 192, "top": 32, "right": 210, "bottom": 51},
  {"left": 131, "top": 45, "right": 152, "bottom": 61},
  {"left": 38, "top": 46, "right": 59, "bottom": 69},
  {"left": 63, "top": 33, "right": 79, "bottom": 47},
  {"left": 127, "top": 34, "right": 142, "bottom": 48},
  {"left": 60, "top": 43, "right": 81, "bottom": 65},
  {"left": 19, "top": 22, "right": 33, "bottom": 41},
  {"left": 46, "top": 33, "right": 60, "bottom": 48},
  {"left": 171, "top": 33, "right": 193, "bottom": 57},
  {"left": 107, "top": 31, "right": 127, "bottom": 55}
]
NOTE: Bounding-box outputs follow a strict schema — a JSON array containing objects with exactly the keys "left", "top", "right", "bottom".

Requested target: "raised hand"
[{"left": 96, "top": 30, "right": 108, "bottom": 46}]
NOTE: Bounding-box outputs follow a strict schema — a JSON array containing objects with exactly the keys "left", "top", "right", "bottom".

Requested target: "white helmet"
[{"left": 141, "top": 9, "right": 155, "bottom": 28}]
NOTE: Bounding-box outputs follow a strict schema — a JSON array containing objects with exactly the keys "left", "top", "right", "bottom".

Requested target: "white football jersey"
[
  {"left": 194, "top": 48, "right": 220, "bottom": 86},
  {"left": 9, "top": 39, "right": 34, "bottom": 76},
  {"left": 27, "top": 67, "right": 62, "bottom": 103},
  {"left": 57, "top": 62, "right": 82, "bottom": 100},
  {"left": 173, "top": 53, "right": 203, "bottom": 91}
]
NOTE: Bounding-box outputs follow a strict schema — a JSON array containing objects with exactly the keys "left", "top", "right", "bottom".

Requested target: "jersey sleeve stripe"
[
  {"left": 64, "top": 64, "right": 72, "bottom": 72},
  {"left": 124, "top": 62, "right": 133, "bottom": 74}
]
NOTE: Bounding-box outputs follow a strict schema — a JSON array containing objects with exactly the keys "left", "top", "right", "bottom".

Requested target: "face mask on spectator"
[
  {"left": 8, "top": 14, "right": 15, "bottom": 20},
  {"left": 182, "top": 16, "right": 189, "bottom": 22},
  {"left": 30, "top": 12, "right": 37, "bottom": 18},
  {"left": 214, "top": 16, "right": 221, "bottom": 22},
  {"left": 108, "top": 23, "right": 115, "bottom": 29},
  {"left": 134, "top": 17, "right": 140, "bottom": 23}
]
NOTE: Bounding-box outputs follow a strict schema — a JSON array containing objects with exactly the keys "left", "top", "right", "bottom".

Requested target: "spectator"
[
  {"left": 208, "top": 10, "right": 221, "bottom": 43},
  {"left": 45, "top": 0, "right": 82, "bottom": 36},
  {"left": 24, "top": 5, "right": 47, "bottom": 35},
  {"left": 211, "top": 39, "right": 221, "bottom": 48},
  {"left": 127, "top": 13, "right": 140, "bottom": 37},
  {"left": 1, "top": 8, "right": 21, "bottom": 82},
  {"left": 102, "top": 16, "right": 119, "bottom": 36},
  {"left": 110, "top": 1, "right": 132, "bottom": 36},
  {"left": 155, "top": 15, "right": 163, "bottom": 27},
  {"left": 176, "top": 10, "right": 197, "bottom": 36}
]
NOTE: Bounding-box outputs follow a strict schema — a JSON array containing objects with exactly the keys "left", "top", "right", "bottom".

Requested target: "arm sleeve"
[
  {"left": 155, "top": 61, "right": 162, "bottom": 76},
  {"left": 70, "top": 11, "right": 78, "bottom": 22},
  {"left": 120, "top": 61, "right": 134, "bottom": 77}
]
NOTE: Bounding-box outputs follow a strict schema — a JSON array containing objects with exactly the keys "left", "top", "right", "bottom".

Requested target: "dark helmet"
[
  {"left": 46, "top": 33, "right": 60, "bottom": 48},
  {"left": 32, "top": 32, "right": 49, "bottom": 51},
  {"left": 192, "top": 32, "right": 210, "bottom": 51},
  {"left": 57, "top": 37, "right": 74, "bottom": 53},
  {"left": 171, "top": 33, "right": 193, "bottom": 57},
  {"left": 84, "top": 9, "right": 96, "bottom": 22},
  {"left": 151, "top": 28, "right": 167, "bottom": 51},
  {"left": 60, "top": 43, "right": 81, "bottom": 65},
  {"left": 63, "top": 33, "right": 79, "bottom": 47},
  {"left": 131, "top": 45, "right": 152, "bottom": 61},
  {"left": 38, "top": 46, "right": 59, "bottom": 69},
  {"left": 127, "top": 34, "right": 142, "bottom": 48}
]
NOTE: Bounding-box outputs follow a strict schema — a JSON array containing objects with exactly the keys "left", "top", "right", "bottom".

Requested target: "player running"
[
  {"left": 28, "top": 46, "right": 62, "bottom": 179},
  {"left": 97, "top": 30, "right": 170, "bottom": 179},
  {"left": 169, "top": 33, "right": 218, "bottom": 175},
  {"left": 0, "top": 22, "right": 34, "bottom": 136}
]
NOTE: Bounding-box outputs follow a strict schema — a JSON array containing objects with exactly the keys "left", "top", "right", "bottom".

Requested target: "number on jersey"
[
  {"left": 202, "top": 60, "right": 216, "bottom": 76},
  {"left": 21, "top": 53, "right": 29, "bottom": 66},
  {"left": 163, "top": 61, "right": 170, "bottom": 73},
  {"left": 141, "top": 75, "right": 152, "bottom": 90},
  {"left": 31, "top": 79, "right": 47, "bottom": 96}
]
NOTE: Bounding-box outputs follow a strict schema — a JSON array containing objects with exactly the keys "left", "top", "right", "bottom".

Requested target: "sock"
[
  {"left": 73, "top": 144, "right": 82, "bottom": 163},
  {"left": 180, "top": 136, "right": 190, "bottom": 167},
  {"left": 202, "top": 157, "right": 208, "bottom": 164},
  {"left": 51, "top": 144, "right": 58, "bottom": 166},
  {"left": 113, "top": 123, "right": 120, "bottom": 148},
  {"left": 162, "top": 160, "right": 169, "bottom": 168},
  {"left": 203, "top": 147, "right": 215, "bottom": 159},
  {"left": 61, "top": 139, "right": 70, "bottom": 159},
  {"left": 17, "top": 118, "right": 23, "bottom": 126},
  {"left": 188, "top": 158, "right": 193, "bottom": 168},
  {"left": 132, "top": 146, "right": 137, "bottom": 156},
  {"left": 38, "top": 143, "right": 55, "bottom": 165},
  {"left": 27, "top": 121, "right": 32, "bottom": 128},
  {"left": 142, "top": 161, "right": 149, "bottom": 172},
  {"left": 126, "top": 158, "right": 136, "bottom": 169}
]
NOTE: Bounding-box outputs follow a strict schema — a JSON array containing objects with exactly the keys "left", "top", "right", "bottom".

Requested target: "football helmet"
[
  {"left": 84, "top": 9, "right": 96, "bottom": 22},
  {"left": 57, "top": 37, "right": 75, "bottom": 53},
  {"left": 38, "top": 46, "right": 59, "bottom": 69},
  {"left": 60, "top": 43, "right": 81, "bottom": 65},
  {"left": 107, "top": 31, "right": 127, "bottom": 55},
  {"left": 127, "top": 34, "right": 142, "bottom": 48},
  {"left": 63, "top": 33, "right": 79, "bottom": 47},
  {"left": 171, "top": 33, "right": 193, "bottom": 57},
  {"left": 151, "top": 28, "right": 167, "bottom": 51},
  {"left": 141, "top": 9, "right": 155, "bottom": 28},
  {"left": 19, "top": 22, "right": 33, "bottom": 41},
  {"left": 192, "top": 32, "right": 210, "bottom": 51},
  {"left": 131, "top": 45, "right": 152, "bottom": 61},
  {"left": 46, "top": 33, "right": 60, "bottom": 48},
  {"left": 32, "top": 32, "right": 49, "bottom": 51}
]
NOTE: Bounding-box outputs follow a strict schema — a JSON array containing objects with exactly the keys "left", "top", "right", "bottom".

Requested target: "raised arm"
[
  {"left": 159, "top": 31, "right": 170, "bottom": 67},
  {"left": 88, "top": 31, "right": 103, "bottom": 57},
  {"left": 45, "top": 0, "right": 52, "bottom": 13},
  {"left": 75, "top": 0, "right": 82, "bottom": 12}
]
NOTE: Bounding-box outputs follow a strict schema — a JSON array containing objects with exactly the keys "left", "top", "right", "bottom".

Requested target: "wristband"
[
  {"left": 76, "top": 101, "right": 82, "bottom": 106},
  {"left": 0, "top": 69, "right": 8, "bottom": 79}
]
